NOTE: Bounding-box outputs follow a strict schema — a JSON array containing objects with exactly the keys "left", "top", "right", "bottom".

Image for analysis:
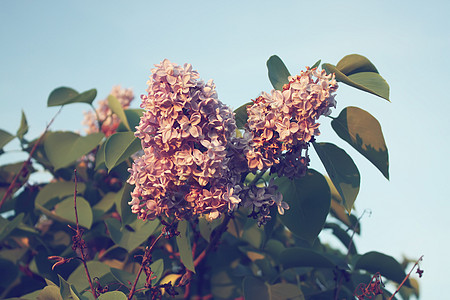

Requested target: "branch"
[
  {"left": 0, "top": 107, "right": 62, "bottom": 210},
  {"left": 389, "top": 255, "right": 424, "bottom": 300}
]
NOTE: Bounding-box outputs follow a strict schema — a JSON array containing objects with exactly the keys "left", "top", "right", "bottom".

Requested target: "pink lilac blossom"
[
  {"left": 83, "top": 86, "right": 135, "bottom": 136},
  {"left": 245, "top": 67, "right": 338, "bottom": 178},
  {"left": 127, "top": 60, "right": 243, "bottom": 221}
]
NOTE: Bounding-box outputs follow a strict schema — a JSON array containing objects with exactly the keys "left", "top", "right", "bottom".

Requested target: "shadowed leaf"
[
  {"left": 278, "top": 247, "right": 335, "bottom": 269},
  {"left": 104, "top": 132, "right": 141, "bottom": 172},
  {"left": 276, "top": 169, "right": 331, "bottom": 244},
  {"left": 234, "top": 102, "right": 252, "bottom": 129},
  {"left": 16, "top": 110, "right": 28, "bottom": 140},
  {"left": 177, "top": 220, "right": 195, "bottom": 273},
  {"left": 313, "top": 142, "right": 360, "bottom": 213},
  {"left": 0, "top": 129, "right": 15, "bottom": 149},
  {"left": 243, "top": 276, "right": 269, "bottom": 300}
]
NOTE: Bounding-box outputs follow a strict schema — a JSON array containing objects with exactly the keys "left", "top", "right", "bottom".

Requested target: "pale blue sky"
[{"left": 1, "top": 1, "right": 449, "bottom": 298}]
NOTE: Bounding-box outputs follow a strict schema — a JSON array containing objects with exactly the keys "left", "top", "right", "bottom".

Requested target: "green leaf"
[
  {"left": 94, "top": 141, "right": 106, "bottom": 170},
  {"left": 313, "top": 142, "right": 360, "bottom": 213},
  {"left": 267, "top": 55, "right": 291, "bottom": 91},
  {"left": 104, "top": 217, "right": 159, "bottom": 252},
  {"left": 110, "top": 267, "right": 146, "bottom": 289},
  {"left": 104, "top": 132, "right": 141, "bottom": 172},
  {"left": 44, "top": 131, "right": 104, "bottom": 170},
  {"left": 322, "top": 54, "right": 389, "bottom": 101},
  {"left": 58, "top": 274, "right": 80, "bottom": 300},
  {"left": 332, "top": 106, "right": 389, "bottom": 179},
  {"left": 37, "top": 286, "right": 63, "bottom": 300},
  {"left": 16, "top": 110, "right": 28, "bottom": 140},
  {"left": 270, "top": 283, "right": 304, "bottom": 300},
  {"left": 150, "top": 258, "right": 164, "bottom": 285},
  {"left": 92, "top": 192, "right": 117, "bottom": 222},
  {"left": 35, "top": 181, "right": 86, "bottom": 207},
  {"left": 278, "top": 247, "right": 335, "bottom": 269},
  {"left": 276, "top": 170, "right": 331, "bottom": 244},
  {"left": 199, "top": 216, "right": 222, "bottom": 242},
  {"left": 115, "top": 183, "right": 135, "bottom": 226},
  {"left": 48, "top": 87, "right": 97, "bottom": 107},
  {"left": 117, "top": 109, "right": 144, "bottom": 132},
  {"left": 242, "top": 276, "right": 269, "bottom": 300},
  {"left": 108, "top": 95, "right": 130, "bottom": 130},
  {"left": 355, "top": 251, "right": 411, "bottom": 287},
  {"left": 53, "top": 196, "right": 93, "bottom": 229},
  {"left": 311, "top": 59, "right": 321, "bottom": 69},
  {"left": 0, "top": 129, "right": 15, "bottom": 149},
  {"left": 0, "top": 213, "right": 24, "bottom": 242},
  {"left": 68, "top": 261, "right": 111, "bottom": 293},
  {"left": 98, "top": 291, "right": 127, "bottom": 299},
  {"left": 234, "top": 102, "right": 252, "bottom": 129},
  {"left": 176, "top": 220, "right": 195, "bottom": 273}
]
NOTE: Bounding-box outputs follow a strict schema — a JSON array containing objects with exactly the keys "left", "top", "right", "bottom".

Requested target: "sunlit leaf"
[
  {"left": 322, "top": 54, "right": 389, "bottom": 101},
  {"left": 48, "top": 87, "right": 97, "bottom": 107},
  {"left": 108, "top": 95, "right": 130, "bottom": 130},
  {"left": 176, "top": 220, "right": 195, "bottom": 273},
  {"left": 16, "top": 110, "right": 28, "bottom": 140},
  {"left": 44, "top": 131, "right": 104, "bottom": 170},
  {"left": 242, "top": 276, "right": 270, "bottom": 300},
  {"left": 98, "top": 291, "right": 127, "bottom": 299},
  {"left": 150, "top": 259, "right": 164, "bottom": 285},
  {"left": 37, "top": 285, "right": 63, "bottom": 300},
  {"left": 0, "top": 129, "right": 15, "bottom": 149},
  {"left": 270, "top": 283, "right": 304, "bottom": 300},
  {"left": 104, "top": 132, "right": 141, "bottom": 172},
  {"left": 332, "top": 106, "right": 389, "bottom": 179},
  {"left": 267, "top": 55, "right": 291, "bottom": 91},
  {"left": 117, "top": 109, "right": 144, "bottom": 132},
  {"left": 53, "top": 196, "right": 93, "bottom": 229},
  {"left": 278, "top": 247, "right": 335, "bottom": 269},
  {"left": 160, "top": 274, "right": 182, "bottom": 295},
  {"left": 313, "top": 142, "right": 360, "bottom": 213},
  {"left": 276, "top": 169, "right": 331, "bottom": 244},
  {"left": 234, "top": 102, "right": 252, "bottom": 129},
  {"left": 355, "top": 251, "right": 411, "bottom": 287},
  {"left": 92, "top": 192, "right": 117, "bottom": 222}
]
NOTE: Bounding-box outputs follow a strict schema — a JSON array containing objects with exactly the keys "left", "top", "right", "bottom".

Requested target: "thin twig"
[
  {"left": 0, "top": 107, "right": 62, "bottom": 211},
  {"left": 389, "top": 255, "right": 424, "bottom": 300},
  {"left": 73, "top": 170, "right": 98, "bottom": 299},
  {"left": 127, "top": 232, "right": 164, "bottom": 300}
]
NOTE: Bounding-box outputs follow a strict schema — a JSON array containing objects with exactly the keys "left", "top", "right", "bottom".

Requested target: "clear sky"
[{"left": 1, "top": 0, "right": 449, "bottom": 298}]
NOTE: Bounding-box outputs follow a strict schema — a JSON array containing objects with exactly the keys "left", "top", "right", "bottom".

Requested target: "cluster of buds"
[
  {"left": 83, "top": 85, "right": 134, "bottom": 136},
  {"left": 127, "top": 60, "right": 243, "bottom": 221},
  {"left": 245, "top": 67, "right": 338, "bottom": 178}
]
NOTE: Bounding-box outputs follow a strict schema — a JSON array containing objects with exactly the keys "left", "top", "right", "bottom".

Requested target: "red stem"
[
  {"left": 389, "top": 255, "right": 423, "bottom": 300},
  {"left": 73, "top": 170, "right": 98, "bottom": 299},
  {"left": 127, "top": 232, "right": 164, "bottom": 300}
]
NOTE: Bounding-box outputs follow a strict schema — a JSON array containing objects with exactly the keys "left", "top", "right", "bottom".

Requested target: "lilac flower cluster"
[
  {"left": 245, "top": 67, "right": 338, "bottom": 178},
  {"left": 127, "top": 60, "right": 243, "bottom": 221}
]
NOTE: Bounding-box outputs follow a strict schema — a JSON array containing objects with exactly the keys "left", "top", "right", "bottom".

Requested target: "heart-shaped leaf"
[
  {"left": 48, "top": 87, "right": 97, "bottom": 107},
  {"left": 313, "top": 142, "right": 360, "bottom": 213},
  {"left": 322, "top": 54, "right": 389, "bottom": 101},
  {"left": 332, "top": 106, "right": 389, "bottom": 179},
  {"left": 276, "top": 169, "right": 331, "bottom": 244},
  {"left": 44, "top": 131, "right": 104, "bottom": 170},
  {"left": 53, "top": 196, "right": 93, "bottom": 229}
]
